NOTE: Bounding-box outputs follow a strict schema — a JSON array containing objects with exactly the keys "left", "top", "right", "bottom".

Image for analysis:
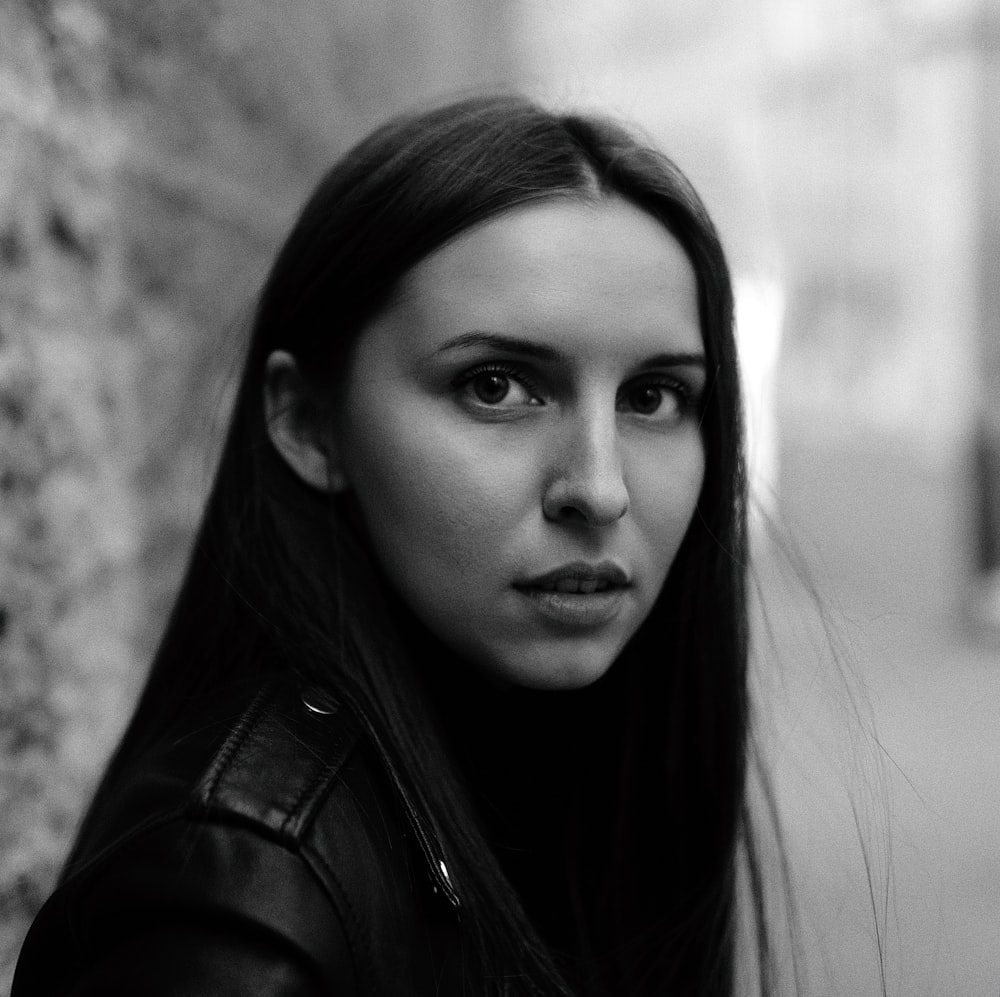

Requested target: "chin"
[{"left": 490, "top": 647, "right": 619, "bottom": 692}]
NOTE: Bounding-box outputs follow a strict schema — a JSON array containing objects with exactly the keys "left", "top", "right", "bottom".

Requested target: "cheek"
[{"left": 339, "top": 400, "right": 528, "bottom": 574}]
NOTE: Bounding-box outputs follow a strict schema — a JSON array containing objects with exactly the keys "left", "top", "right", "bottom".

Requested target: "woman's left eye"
[{"left": 617, "top": 378, "right": 691, "bottom": 422}]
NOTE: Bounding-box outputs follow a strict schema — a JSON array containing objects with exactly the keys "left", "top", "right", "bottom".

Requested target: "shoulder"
[
  {"left": 193, "top": 680, "right": 461, "bottom": 983},
  {"left": 58, "top": 679, "right": 372, "bottom": 882},
  {"left": 189, "top": 679, "right": 366, "bottom": 843},
  {"left": 14, "top": 679, "right": 460, "bottom": 996}
]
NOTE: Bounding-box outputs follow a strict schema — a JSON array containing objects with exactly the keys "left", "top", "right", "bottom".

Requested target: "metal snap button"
[{"left": 301, "top": 687, "right": 338, "bottom": 715}]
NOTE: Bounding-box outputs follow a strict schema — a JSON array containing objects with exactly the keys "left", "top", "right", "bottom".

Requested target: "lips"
[
  {"left": 513, "top": 562, "right": 631, "bottom": 628},
  {"left": 515, "top": 560, "right": 630, "bottom": 594}
]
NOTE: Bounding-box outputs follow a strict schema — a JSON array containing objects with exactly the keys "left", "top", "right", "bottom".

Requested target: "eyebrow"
[{"left": 434, "top": 331, "right": 707, "bottom": 369}]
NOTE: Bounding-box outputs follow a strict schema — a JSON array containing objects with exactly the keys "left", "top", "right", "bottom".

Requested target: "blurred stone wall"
[{"left": 0, "top": 0, "right": 513, "bottom": 985}]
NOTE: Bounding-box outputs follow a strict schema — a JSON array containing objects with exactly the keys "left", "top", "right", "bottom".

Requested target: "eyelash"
[{"left": 452, "top": 362, "right": 542, "bottom": 403}]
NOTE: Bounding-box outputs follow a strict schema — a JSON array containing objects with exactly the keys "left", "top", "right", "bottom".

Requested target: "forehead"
[{"left": 384, "top": 196, "right": 703, "bottom": 361}]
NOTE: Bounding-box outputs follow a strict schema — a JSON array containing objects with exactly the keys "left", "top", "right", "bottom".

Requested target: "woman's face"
[{"left": 332, "top": 197, "right": 706, "bottom": 689}]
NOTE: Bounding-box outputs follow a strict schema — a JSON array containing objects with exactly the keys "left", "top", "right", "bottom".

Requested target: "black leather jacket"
[{"left": 12, "top": 679, "right": 468, "bottom": 996}]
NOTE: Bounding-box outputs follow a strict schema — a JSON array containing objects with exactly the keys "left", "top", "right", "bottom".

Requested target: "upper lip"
[{"left": 515, "top": 561, "right": 631, "bottom": 591}]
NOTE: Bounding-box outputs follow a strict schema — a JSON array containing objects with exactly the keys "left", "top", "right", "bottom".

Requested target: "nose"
[{"left": 542, "top": 405, "right": 629, "bottom": 528}]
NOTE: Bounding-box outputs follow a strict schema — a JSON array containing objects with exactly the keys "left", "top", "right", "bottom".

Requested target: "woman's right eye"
[{"left": 454, "top": 365, "right": 543, "bottom": 410}]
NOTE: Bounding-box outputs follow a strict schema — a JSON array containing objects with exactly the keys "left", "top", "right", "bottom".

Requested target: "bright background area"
[{"left": 2, "top": 1, "right": 999, "bottom": 993}]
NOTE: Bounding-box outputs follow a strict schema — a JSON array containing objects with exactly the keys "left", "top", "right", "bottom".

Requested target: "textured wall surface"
[{"left": 0, "top": 1, "right": 512, "bottom": 986}]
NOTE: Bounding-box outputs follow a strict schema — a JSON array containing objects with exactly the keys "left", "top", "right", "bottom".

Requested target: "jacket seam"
[
  {"left": 198, "top": 684, "right": 272, "bottom": 805},
  {"left": 279, "top": 744, "right": 348, "bottom": 839}
]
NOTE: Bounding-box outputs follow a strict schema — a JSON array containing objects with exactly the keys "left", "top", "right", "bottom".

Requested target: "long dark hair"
[{"left": 69, "top": 95, "right": 753, "bottom": 995}]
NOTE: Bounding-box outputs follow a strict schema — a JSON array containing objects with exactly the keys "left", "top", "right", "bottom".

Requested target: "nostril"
[
  {"left": 543, "top": 480, "right": 629, "bottom": 527},
  {"left": 542, "top": 426, "right": 629, "bottom": 526},
  {"left": 553, "top": 504, "right": 590, "bottom": 524}
]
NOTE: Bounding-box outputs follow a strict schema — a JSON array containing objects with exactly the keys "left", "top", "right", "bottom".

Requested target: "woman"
[{"left": 13, "top": 95, "right": 759, "bottom": 995}]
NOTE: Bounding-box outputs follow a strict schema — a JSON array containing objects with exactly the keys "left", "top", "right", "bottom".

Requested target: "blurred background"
[{"left": 1, "top": 0, "right": 999, "bottom": 993}]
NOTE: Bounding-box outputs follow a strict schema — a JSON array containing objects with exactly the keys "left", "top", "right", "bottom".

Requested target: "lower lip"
[{"left": 515, "top": 587, "right": 627, "bottom": 627}]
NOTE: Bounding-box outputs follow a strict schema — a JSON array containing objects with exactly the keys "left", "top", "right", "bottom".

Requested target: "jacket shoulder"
[
  {"left": 187, "top": 680, "right": 364, "bottom": 844},
  {"left": 15, "top": 679, "right": 462, "bottom": 996},
  {"left": 14, "top": 681, "right": 370, "bottom": 996},
  {"left": 187, "top": 680, "right": 462, "bottom": 992}
]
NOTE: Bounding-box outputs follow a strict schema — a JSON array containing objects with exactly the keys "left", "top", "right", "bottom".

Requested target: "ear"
[{"left": 263, "top": 350, "right": 349, "bottom": 493}]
